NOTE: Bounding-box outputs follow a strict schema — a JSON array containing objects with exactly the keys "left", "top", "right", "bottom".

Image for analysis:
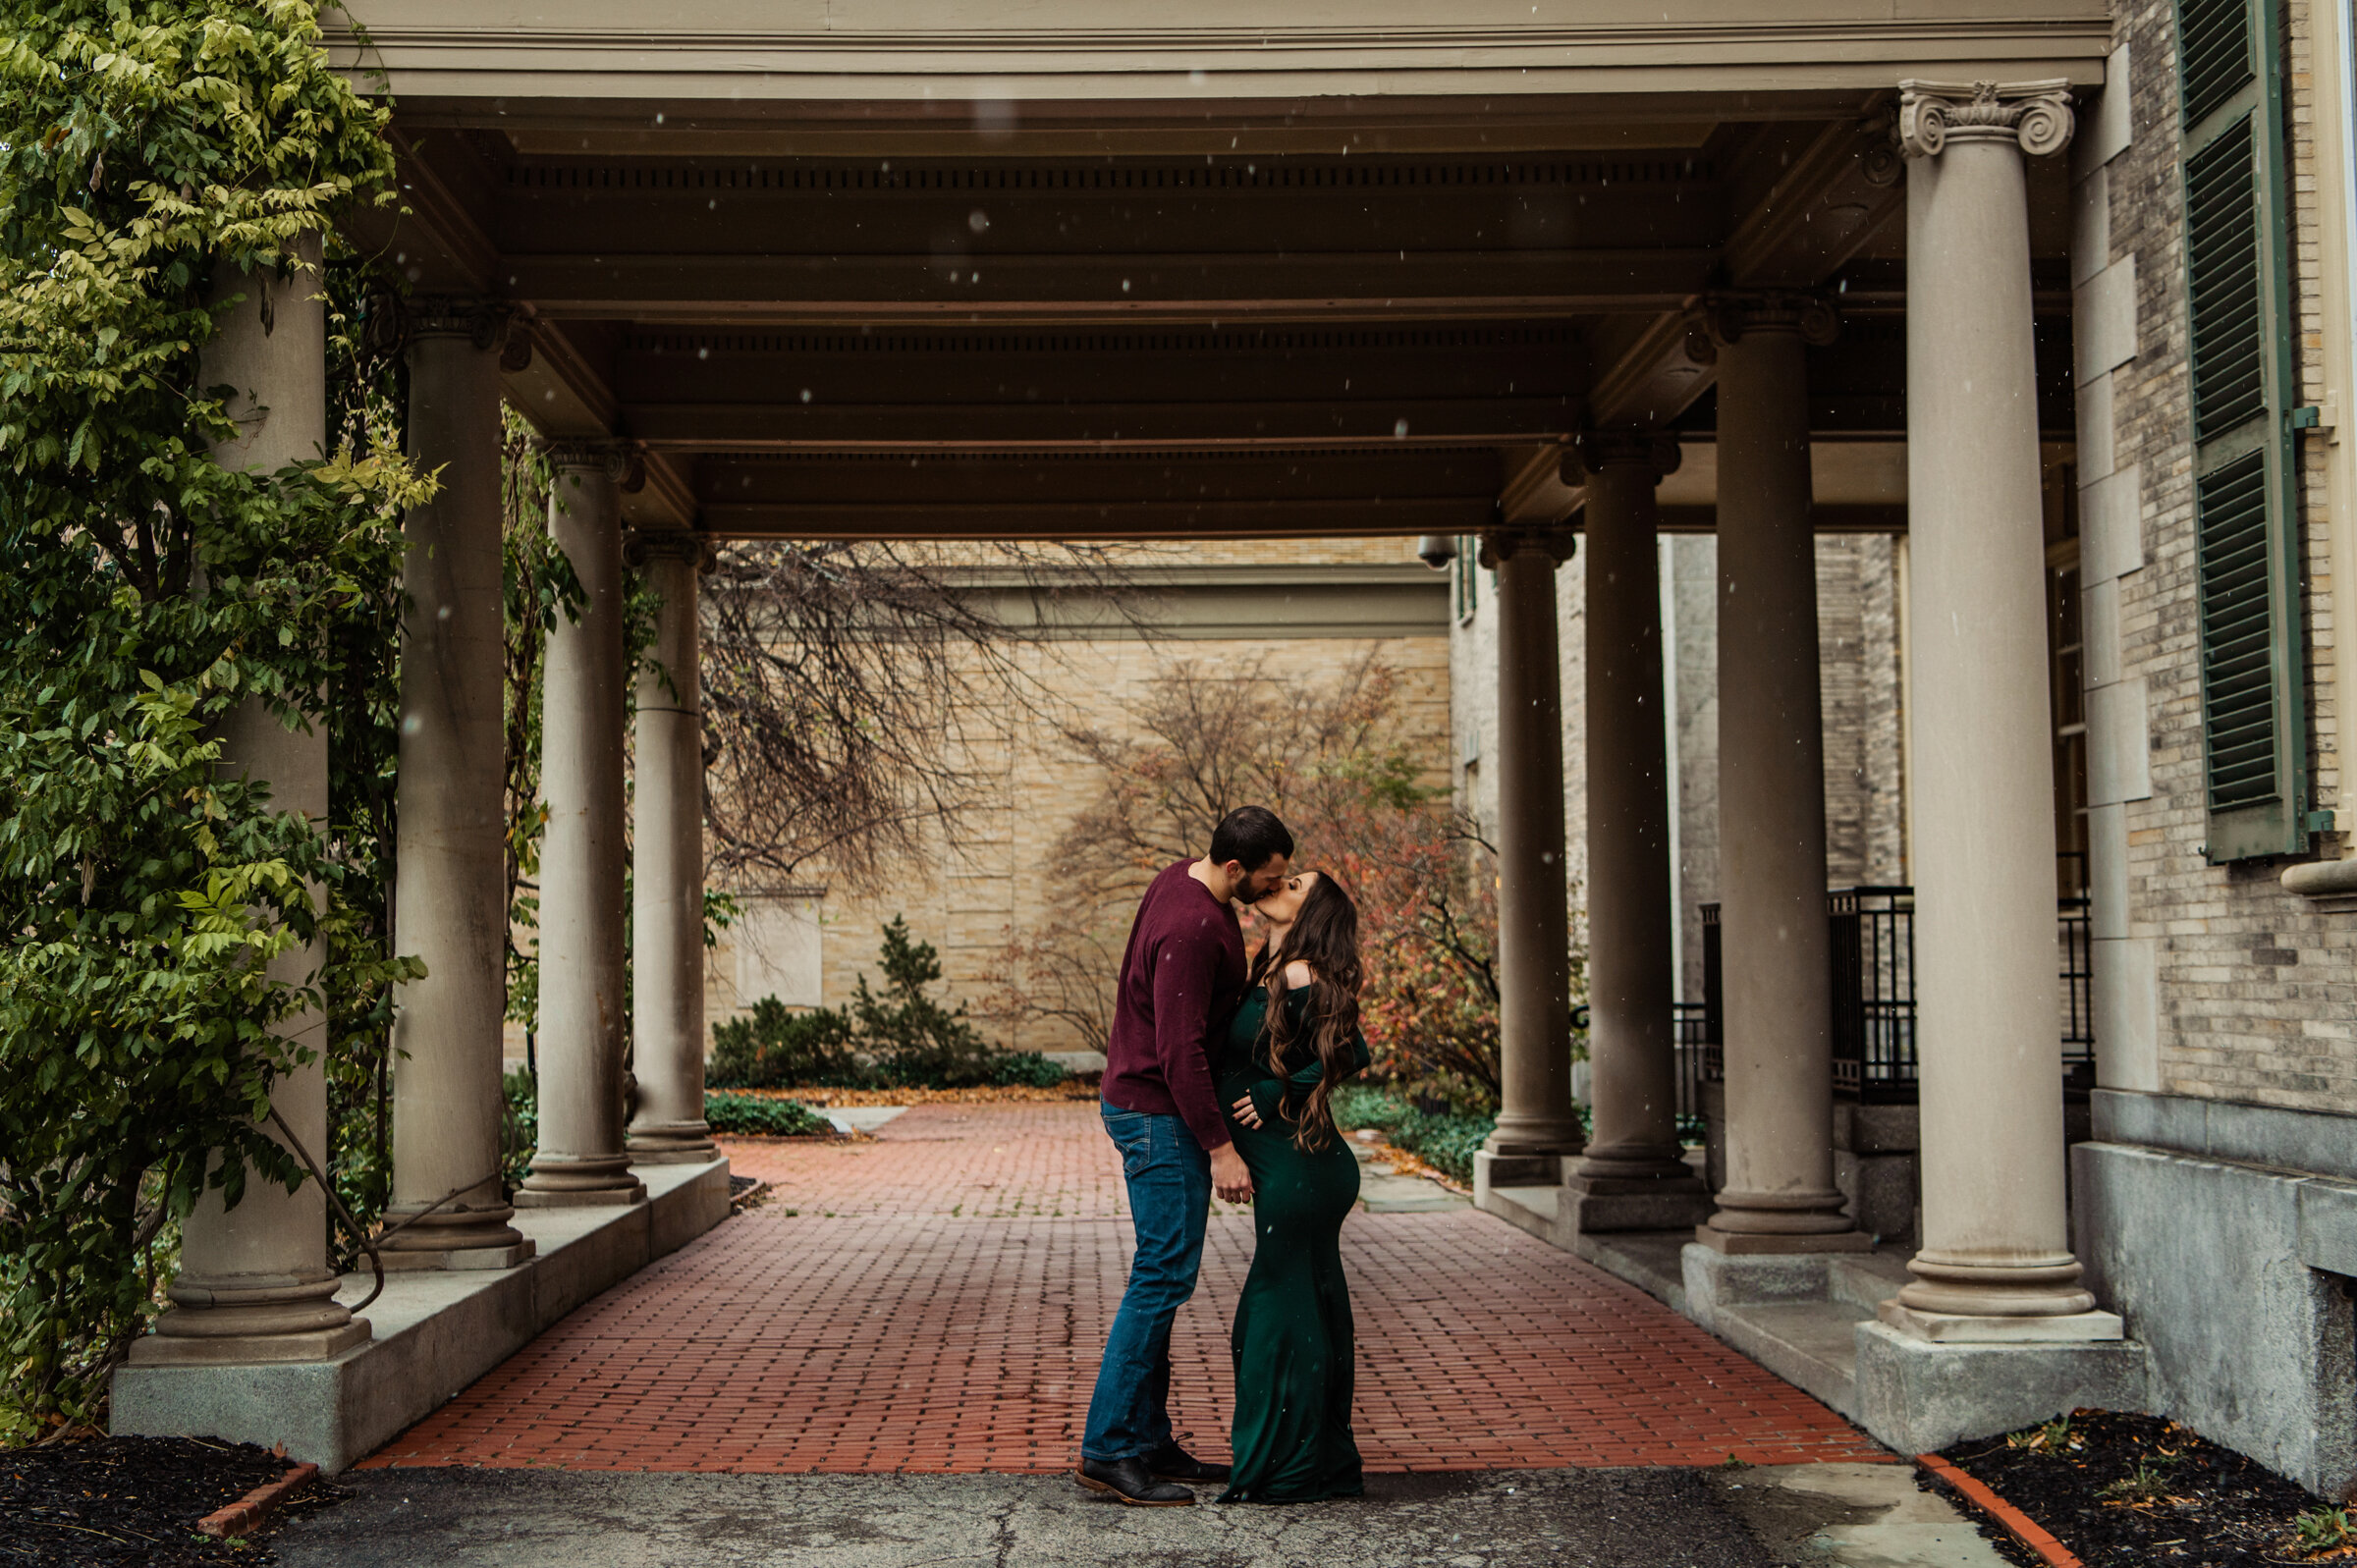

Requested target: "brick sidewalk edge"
[
  {"left": 1916, "top": 1452, "right": 2085, "bottom": 1568},
  {"left": 196, "top": 1460, "right": 318, "bottom": 1540}
]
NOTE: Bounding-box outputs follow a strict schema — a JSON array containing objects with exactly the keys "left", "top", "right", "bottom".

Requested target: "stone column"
[
  {"left": 381, "top": 303, "right": 534, "bottom": 1268},
  {"left": 627, "top": 534, "right": 720, "bottom": 1164},
  {"left": 1888, "top": 81, "right": 2110, "bottom": 1327},
  {"left": 137, "top": 235, "right": 370, "bottom": 1363},
  {"left": 1562, "top": 433, "right": 1713, "bottom": 1230},
  {"left": 1698, "top": 292, "right": 1867, "bottom": 1255},
  {"left": 1477, "top": 526, "right": 1586, "bottom": 1169},
  {"left": 519, "top": 447, "right": 647, "bottom": 1208}
]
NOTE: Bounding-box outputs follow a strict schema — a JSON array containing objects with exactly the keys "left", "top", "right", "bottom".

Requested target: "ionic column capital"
[
  {"left": 626, "top": 528, "right": 717, "bottom": 572},
  {"left": 1897, "top": 79, "right": 2076, "bottom": 160},
  {"left": 1558, "top": 428, "right": 1683, "bottom": 487},
  {"left": 1700, "top": 291, "right": 1841, "bottom": 351},
  {"left": 540, "top": 437, "right": 648, "bottom": 494},
  {"left": 1477, "top": 525, "right": 1577, "bottom": 569},
  {"left": 405, "top": 296, "right": 535, "bottom": 372}
]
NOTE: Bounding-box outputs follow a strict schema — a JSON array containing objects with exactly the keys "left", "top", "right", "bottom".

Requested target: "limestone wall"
[{"left": 702, "top": 537, "right": 1453, "bottom": 1056}]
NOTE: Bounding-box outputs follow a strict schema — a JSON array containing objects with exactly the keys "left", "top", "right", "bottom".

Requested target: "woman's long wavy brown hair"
[{"left": 1249, "top": 872, "right": 1363, "bottom": 1153}]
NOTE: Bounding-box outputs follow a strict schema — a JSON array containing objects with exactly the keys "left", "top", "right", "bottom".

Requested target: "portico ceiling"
[{"left": 345, "top": 5, "right": 2097, "bottom": 539}]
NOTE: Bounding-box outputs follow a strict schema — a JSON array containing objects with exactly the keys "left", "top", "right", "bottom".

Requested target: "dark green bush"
[
  {"left": 703, "top": 1093, "right": 833, "bottom": 1138},
  {"left": 848, "top": 917, "right": 1001, "bottom": 1088},
  {"left": 502, "top": 1068, "right": 539, "bottom": 1195},
  {"left": 708, "top": 916, "right": 1060, "bottom": 1091},
  {"left": 990, "top": 1052, "right": 1070, "bottom": 1088},
  {"left": 1330, "top": 1084, "right": 1498, "bottom": 1184},
  {"left": 708, "top": 998, "right": 860, "bottom": 1089}
]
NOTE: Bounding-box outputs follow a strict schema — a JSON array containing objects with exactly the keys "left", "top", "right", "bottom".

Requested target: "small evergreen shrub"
[
  {"left": 707, "top": 916, "right": 1058, "bottom": 1091},
  {"left": 708, "top": 998, "right": 860, "bottom": 1089},
  {"left": 990, "top": 1052, "right": 1070, "bottom": 1088},
  {"left": 703, "top": 1093, "right": 833, "bottom": 1138}
]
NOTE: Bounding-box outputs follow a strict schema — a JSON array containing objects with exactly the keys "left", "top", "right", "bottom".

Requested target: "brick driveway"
[{"left": 361, "top": 1104, "right": 1888, "bottom": 1473}]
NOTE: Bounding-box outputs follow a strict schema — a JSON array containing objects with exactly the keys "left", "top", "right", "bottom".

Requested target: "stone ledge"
[
  {"left": 1852, "top": 1322, "right": 2149, "bottom": 1454},
  {"left": 111, "top": 1157, "right": 731, "bottom": 1473}
]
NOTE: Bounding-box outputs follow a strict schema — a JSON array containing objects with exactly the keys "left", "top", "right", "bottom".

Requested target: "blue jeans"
[{"left": 1081, "top": 1104, "right": 1212, "bottom": 1462}]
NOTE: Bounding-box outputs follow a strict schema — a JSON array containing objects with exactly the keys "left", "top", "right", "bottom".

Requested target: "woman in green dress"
[{"left": 1215, "top": 869, "right": 1371, "bottom": 1503}]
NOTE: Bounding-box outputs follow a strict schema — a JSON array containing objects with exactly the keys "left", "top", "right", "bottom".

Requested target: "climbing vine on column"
[{"left": 0, "top": 0, "right": 421, "bottom": 1436}]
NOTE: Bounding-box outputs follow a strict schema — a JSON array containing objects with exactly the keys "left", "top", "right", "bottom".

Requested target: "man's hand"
[{"left": 1210, "top": 1142, "right": 1254, "bottom": 1205}]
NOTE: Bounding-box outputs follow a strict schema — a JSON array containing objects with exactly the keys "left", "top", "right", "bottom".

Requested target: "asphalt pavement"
[{"left": 271, "top": 1461, "right": 2012, "bottom": 1568}]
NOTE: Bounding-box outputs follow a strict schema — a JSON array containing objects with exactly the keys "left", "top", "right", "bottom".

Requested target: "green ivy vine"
[{"left": 0, "top": 0, "right": 421, "bottom": 1437}]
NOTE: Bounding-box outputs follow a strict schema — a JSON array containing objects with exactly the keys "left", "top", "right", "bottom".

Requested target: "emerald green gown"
[{"left": 1214, "top": 984, "right": 1371, "bottom": 1503}]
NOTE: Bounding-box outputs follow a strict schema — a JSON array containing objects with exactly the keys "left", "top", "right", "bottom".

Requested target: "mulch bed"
[
  {"left": 1937, "top": 1410, "right": 2345, "bottom": 1567},
  {"left": 1, "top": 1435, "right": 341, "bottom": 1566}
]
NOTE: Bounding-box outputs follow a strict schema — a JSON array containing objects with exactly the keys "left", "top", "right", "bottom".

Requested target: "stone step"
[
  {"left": 1828, "top": 1251, "right": 1914, "bottom": 1313},
  {"left": 1569, "top": 1230, "right": 1691, "bottom": 1315},
  {"left": 1705, "top": 1297, "right": 1874, "bottom": 1421}
]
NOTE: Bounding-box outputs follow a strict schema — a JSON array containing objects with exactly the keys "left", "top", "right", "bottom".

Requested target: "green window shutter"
[{"left": 2176, "top": 0, "right": 2308, "bottom": 860}]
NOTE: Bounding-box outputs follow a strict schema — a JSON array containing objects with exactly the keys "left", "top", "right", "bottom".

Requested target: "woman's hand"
[{"left": 1231, "top": 1093, "right": 1263, "bottom": 1129}]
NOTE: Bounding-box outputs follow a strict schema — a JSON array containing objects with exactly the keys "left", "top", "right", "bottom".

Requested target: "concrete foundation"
[
  {"left": 2075, "top": 1088, "right": 2357, "bottom": 1498},
  {"left": 1852, "top": 1324, "right": 2150, "bottom": 1455},
  {"left": 1834, "top": 1102, "right": 1920, "bottom": 1248},
  {"left": 113, "top": 1158, "right": 730, "bottom": 1472}
]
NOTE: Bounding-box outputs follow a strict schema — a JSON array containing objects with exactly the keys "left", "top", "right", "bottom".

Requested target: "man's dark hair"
[{"left": 1209, "top": 805, "right": 1293, "bottom": 871}]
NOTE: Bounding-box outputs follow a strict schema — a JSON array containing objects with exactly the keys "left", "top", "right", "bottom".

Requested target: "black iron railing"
[
  {"left": 1828, "top": 886, "right": 1919, "bottom": 1102},
  {"left": 1692, "top": 885, "right": 2095, "bottom": 1103}
]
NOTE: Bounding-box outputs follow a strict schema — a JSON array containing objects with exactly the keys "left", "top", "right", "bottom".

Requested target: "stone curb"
[
  {"left": 196, "top": 1460, "right": 318, "bottom": 1541},
  {"left": 1916, "top": 1452, "right": 2083, "bottom": 1568}
]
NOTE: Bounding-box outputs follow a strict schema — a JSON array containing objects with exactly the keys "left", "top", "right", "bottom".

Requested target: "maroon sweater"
[{"left": 1101, "top": 859, "right": 1246, "bottom": 1153}]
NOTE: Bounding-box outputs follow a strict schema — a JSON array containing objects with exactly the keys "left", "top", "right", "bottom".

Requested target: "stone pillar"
[
  {"left": 137, "top": 235, "right": 370, "bottom": 1363},
  {"left": 381, "top": 303, "right": 533, "bottom": 1268},
  {"left": 519, "top": 446, "right": 646, "bottom": 1208},
  {"left": 1698, "top": 291, "right": 1867, "bottom": 1255},
  {"left": 1887, "top": 81, "right": 2110, "bottom": 1327},
  {"left": 1562, "top": 433, "right": 1713, "bottom": 1231},
  {"left": 1476, "top": 526, "right": 1586, "bottom": 1170},
  {"left": 627, "top": 534, "right": 719, "bottom": 1164}
]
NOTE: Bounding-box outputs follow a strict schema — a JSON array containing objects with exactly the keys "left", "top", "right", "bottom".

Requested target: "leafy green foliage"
[
  {"left": 2294, "top": 1506, "right": 2355, "bottom": 1554},
  {"left": 846, "top": 918, "right": 1001, "bottom": 1088},
  {"left": 708, "top": 918, "right": 1052, "bottom": 1090},
  {"left": 989, "top": 1052, "right": 1069, "bottom": 1089},
  {"left": 708, "top": 997, "right": 860, "bottom": 1090},
  {"left": 1329, "top": 1084, "right": 1496, "bottom": 1184},
  {"left": 0, "top": 0, "right": 412, "bottom": 1433},
  {"left": 499, "top": 1068, "right": 538, "bottom": 1196},
  {"left": 701, "top": 1093, "right": 832, "bottom": 1138}
]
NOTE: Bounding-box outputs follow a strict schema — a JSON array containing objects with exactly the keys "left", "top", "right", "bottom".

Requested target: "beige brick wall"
[
  {"left": 2095, "top": 0, "right": 2357, "bottom": 1111},
  {"left": 702, "top": 540, "right": 1451, "bottom": 1055}
]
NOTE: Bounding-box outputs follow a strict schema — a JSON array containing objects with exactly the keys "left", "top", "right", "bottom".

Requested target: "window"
[{"left": 2177, "top": 0, "right": 2310, "bottom": 858}]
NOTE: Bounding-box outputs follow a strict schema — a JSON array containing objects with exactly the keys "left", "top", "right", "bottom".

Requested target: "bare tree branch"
[{"left": 697, "top": 539, "right": 1148, "bottom": 897}]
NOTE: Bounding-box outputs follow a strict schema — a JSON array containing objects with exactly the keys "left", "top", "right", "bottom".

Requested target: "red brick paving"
[{"left": 360, "top": 1103, "right": 1890, "bottom": 1473}]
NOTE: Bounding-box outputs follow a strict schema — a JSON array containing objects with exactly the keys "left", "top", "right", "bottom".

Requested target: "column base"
[
  {"left": 1693, "top": 1223, "right": 1873, "bottom": 1255},
  {"left": 1853, "top": 1321, "right": 2150, "bottom": 1454},
  {"left": 515, "top": 1179, "right": 647, "bottom": 1209},
  {"left": 129, "top": 1320, "right": 370, "bottom": 1368},
  {"left": 627, "top": 1144, "right": 721, "bottom": 1165},
  {"left": 1475, "top": 1150, "right": 1572, "bottom": 1187},
  {"left": 1878, "top": 1300, "right": 2124, "bottom": 1343},
  {"left": 379, "top": 1198, "right": 528, "bottom": 1261},
  {"left": 519, "top": 1153, "right": 648, "bottom": 1208},
  {"left": 1562, "top": 1171, "right": 1715, "bottom": 1233},
  {"left": 374, "top": 1240, "right": 537, "bottom": 1272},
  {"left": 628, "top": 1124, "right": 720, "bottom": 1164},
  {"left": 1483, "top": 1117, "right": 1585, "bottom": 1162}
]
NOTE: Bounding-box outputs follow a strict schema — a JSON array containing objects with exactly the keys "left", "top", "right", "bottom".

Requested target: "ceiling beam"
[{"left": 1583, "top": 118, "right": 1905, "bottom": 429}]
